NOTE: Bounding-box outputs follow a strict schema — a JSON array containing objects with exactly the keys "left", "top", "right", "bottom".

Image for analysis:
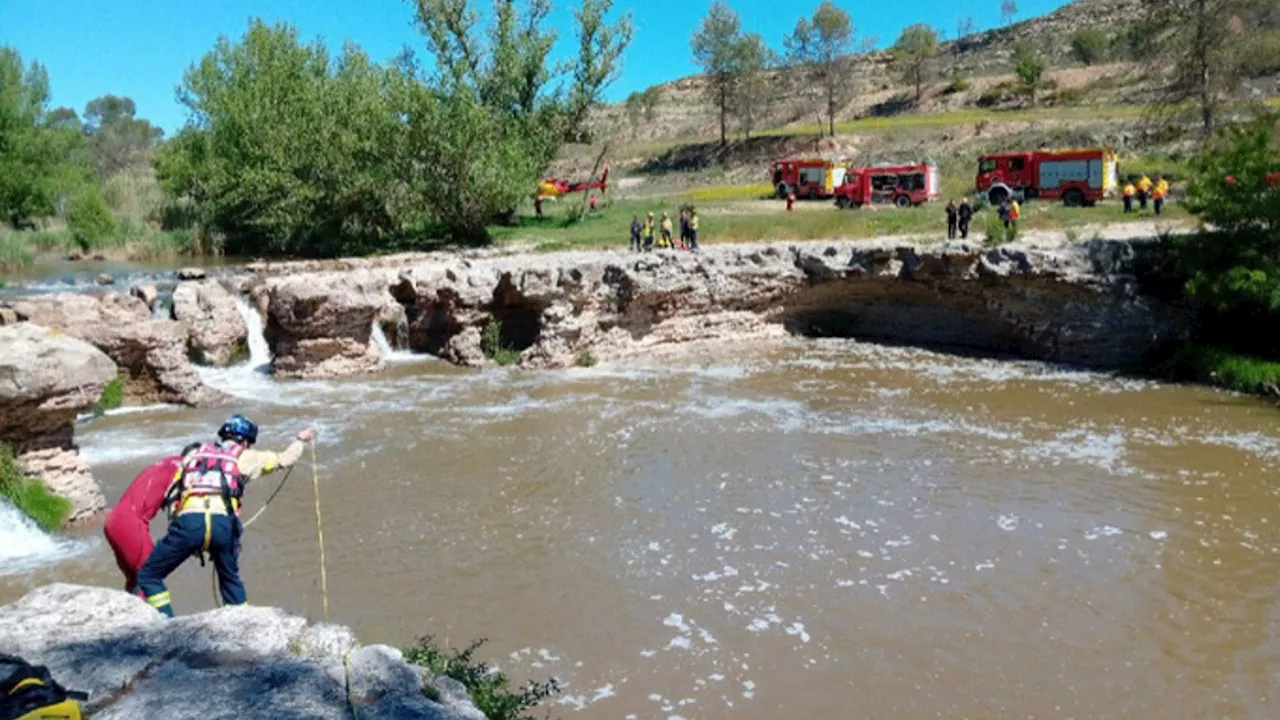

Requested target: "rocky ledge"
[
  {"left": 0, "top": 292, "right": 227, "bottom": 407},
  {"left": 247, "top": 235, "right": 1192, "bottom": 376},
  {"left": 0, "top": 584, "right": 486, "bottom": 720},
  {"left": 0, "top": 324, "right": 115, "bottom": 521}
]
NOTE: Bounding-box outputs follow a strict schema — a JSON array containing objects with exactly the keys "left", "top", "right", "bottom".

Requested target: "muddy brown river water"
[{"left": 3, "top": 331, "right": 1280, "bottom": 719}]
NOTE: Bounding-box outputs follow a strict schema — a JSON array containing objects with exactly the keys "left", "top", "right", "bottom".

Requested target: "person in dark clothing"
[
  {"left": 630, "top": 216, "right": 642, "bottom": 252},
  {"left": 998, "top": 198, "right": 1011, "bottom": 229},
  {"left": 679, "top": 210, "right": 690, "bottom": 250},
  {"left": 534, "top": 197, "right": 543, "bottom": 219},
  {"left": 958, "top": 197, "right": 973, "bottom": 239},
  {"left": 945, "top": 200, "right": 958, "bottom": 240}
]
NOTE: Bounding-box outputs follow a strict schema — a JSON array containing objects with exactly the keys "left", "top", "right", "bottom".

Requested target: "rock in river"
[
  {"left": 171, "top": 279, "right": 248, "bottom": 366},
  {"left": 5, "top": 293, "right": 228, "bottom": 407},
  {"left": 0, "top": 584, "right": 487, "bottom": 720},
  {"left": 0, "top": 324, "right": 116, "bottom": 522}
]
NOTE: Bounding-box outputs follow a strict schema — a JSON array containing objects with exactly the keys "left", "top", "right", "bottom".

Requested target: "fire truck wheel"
[
  {"left": 807, "top": 187, "right": 820, "bottom": 200},
  {"left": 893, "top": 194, "right": 911, "bottom": 208},
  {"left": 835, "top": 196, "right": 850, "bottom": 209},
  {"left": 987, "top": 187, "right": 1009, "bottom": 206},
  {"left": 776, "top": 183, "right": 790, "bottom": 199},
  {"left": 1062, "top": 189, "right": 1085, "bottom": 207}
]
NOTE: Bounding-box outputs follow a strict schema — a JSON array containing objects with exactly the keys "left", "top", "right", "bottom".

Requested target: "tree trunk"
[
  {"left": 577, "top": 142, "right": 610, "bottom": 223},
  {"left": 719, "top": 81, "right": 728, "bottom": 147}
]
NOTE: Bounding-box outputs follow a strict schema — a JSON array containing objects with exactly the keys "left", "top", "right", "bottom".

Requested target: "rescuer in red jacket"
[{"left": 103, "top": 444, "right": 200, "bottom": 595}]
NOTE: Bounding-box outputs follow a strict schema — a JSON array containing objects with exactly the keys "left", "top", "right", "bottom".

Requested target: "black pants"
[
  {"left": 1138, "top": 191, "right": 1148, "bottom": 209},
  {"left": 947, "top": 221, "right": 957, "bottom": 239},
  {"left": 1123, "top": 196, "right": 1132, "bottom": 213},
  {"left": 1154, "top": 198, "right": 1163, "bottom": 215},
  {"left": 958, "top": 220, "right": 969, "bottom": 239},
  {"left": 138, "top": 511, "right": 243, "bottom": 617}
]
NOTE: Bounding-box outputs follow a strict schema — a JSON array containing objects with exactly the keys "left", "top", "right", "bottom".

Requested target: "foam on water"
[
  {"left": 0, "top": 501, "right": 92, "bottom": 576},
  {"left": 371, "top": 323, "right": 432, "bottom": 364}
]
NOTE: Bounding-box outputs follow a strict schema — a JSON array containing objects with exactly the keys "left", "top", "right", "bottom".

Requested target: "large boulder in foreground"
[
  {"left": 0, "top": 584, "right": 486, "bottom": 720},
  {"left": 0, "top": 324, "right": 115, "bottom": 521},
  {"left": 5, "top": 292, "right": 227, "bottom": 407},
  {"left": 262, "top": 274, "right": 392, "bottom": 378},
  {"left": 171, "top": 279, "right": 248, "bottom": 366}
]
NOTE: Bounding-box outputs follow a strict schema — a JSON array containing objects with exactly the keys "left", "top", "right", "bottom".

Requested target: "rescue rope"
[
  {"left": 310, "top": 439, "right": 330, "bottom": 624},
  {"left": 243, "top": 464, "right": 297, "bottom": 528}
]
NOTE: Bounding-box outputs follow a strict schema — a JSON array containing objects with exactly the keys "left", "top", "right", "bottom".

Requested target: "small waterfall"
[
  {"left": 236, "top": 296, "right": 272, "bottom": 372},
  {"left": 372, "top": 323, "right": 395, "bottom": 358},
  {"left": 197, "top": 297, "right": 274, "bottom": 399},
  {"left": 0, "top": 500, "right": 88, "bottom": 576},
  {"left": 372, "top": 321, "right": 426, "bottom": 363}
]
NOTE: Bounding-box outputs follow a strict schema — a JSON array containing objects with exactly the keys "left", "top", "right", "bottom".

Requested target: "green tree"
[
  {"left": 1014, "top": 42, "right": 1046, "bottom": 105},
  {"left": 1144, "top": 0, "right": 1267, "bottom": 142},
  {"left": 691, "top": 1, "right": 743, "bottom": 146},
  {"left": 784, "top": 2, "right": 856, "bottom": 137},
  {"left": 158, "top": 21, "right": 405, "bottom": 256},
  {"left": 1069, "top": 28, "right": 1108, "bottom": 65},
  {"left": 83, "top": 94, "right": 164, "bottom": 176},
  {"left": 566, "top": 0, "right": 633, "bottom": 143},
  {"left": 891, "top": 24, "right": 938, "bottom": 105},
  {"left": 624, "top": 86, "right": 662, "bottom": 138},
  {"left": 1001, "top": 0, "right": 1018, "bottom": 25},
  {"left": 0, "top": 47, "right": 92, "bottom": 224},
  {"left": 729, "top": 33, "right": 775, "bottom": 138}
]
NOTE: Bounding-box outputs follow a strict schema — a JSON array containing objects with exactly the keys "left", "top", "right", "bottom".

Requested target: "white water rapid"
[
  {"left": 0, "top": 501, "right": 91, "bottom": 576},
  {"left": 372, "top": 322, "right": 428, "bottom": 364}
]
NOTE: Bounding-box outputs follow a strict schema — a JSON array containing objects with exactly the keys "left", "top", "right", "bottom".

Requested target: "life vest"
[
  {"left": 1123, "top": 184, "right": 1135, "bottom": 197},
  {"left": 1009, "top": 201, "right": 1021, "bottom": 221},
  {"left": 170, "top": 441, "right": 247, "bottom": 516},
  {"left": 0, "top": 654, "right": 85, "bottom": 720},
  {"left": 1138, "top": 176, "right": 1152, "bottom": 192}
]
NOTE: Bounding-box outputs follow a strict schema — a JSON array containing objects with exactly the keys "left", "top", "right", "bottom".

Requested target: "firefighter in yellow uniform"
[
  {"left": 1152, "top": 180, "right": 1167, "bottom": 216},
  {"left": 1137, "top": 174, "right": 1153, "bottom": 210},
  {"left": 642, "top": 212, "right": 655, "bottom": 251},
  {"left": 1122, "top": 181, "right": 1136, "bottom": 213}
]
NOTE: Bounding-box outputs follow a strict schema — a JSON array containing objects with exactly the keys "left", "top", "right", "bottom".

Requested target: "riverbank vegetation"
[
  {"left": 0, "top": 444, "right": 71, "bottom": 532},
  {"left": 405, "top": 635, "right": 560, "bottom": 720},
  {"left": 1154, "top": 112, "right": 1280, "bottom": 398}
]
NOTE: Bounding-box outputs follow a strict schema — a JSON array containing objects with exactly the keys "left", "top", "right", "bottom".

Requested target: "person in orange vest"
[
  {"left": 1152, "top": 180, "right": 1166, "bottom": 216},
  {"left": 1122, "top": 180, "right": 1136, "bottom": 213},
  {"left": 1137, "top": 174, "right": 1153, "bottom": 210},
  {"left": 1156, "top": 176, "right": 1170, "bottom": 200},
  {"left": 1008, "top": 198, "right": 1021, "bottom": 240}
]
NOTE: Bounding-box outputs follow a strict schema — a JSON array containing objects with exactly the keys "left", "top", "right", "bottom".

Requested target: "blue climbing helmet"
[{"left": 217, "top": 414, "right": 258, "bottom": 445}]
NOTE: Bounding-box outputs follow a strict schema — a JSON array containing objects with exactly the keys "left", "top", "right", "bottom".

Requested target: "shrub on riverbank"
[
  {"left": 90, "top": 377, "right": 125, "bottom": 416},
  {"left": 481, "top": 320, "right": 520, "bottom": 366},
  {"left": 404, "top": 635, "right": 560, "bottom": 720},
  {"left": 0, "top": 444, "right": 72, "bottom": 532},
  {"left": 1161, "top": 345, "right": 1280, "bottom": 397}
]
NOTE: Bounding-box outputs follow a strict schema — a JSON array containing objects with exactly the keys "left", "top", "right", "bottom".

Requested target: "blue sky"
[{"left": 0, "top": 0, "right": 1071, "bottom": 135}]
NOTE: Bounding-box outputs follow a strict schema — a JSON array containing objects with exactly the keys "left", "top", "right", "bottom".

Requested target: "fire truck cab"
[
  {"left": 770, "top": 157, "right": 848, "bottom": 200},
  {"left": 976, "top": 148, "right": 1118, "bottom": 207},
  {"left": 833, "top": 162, "right": 939, "bottom": 209}
]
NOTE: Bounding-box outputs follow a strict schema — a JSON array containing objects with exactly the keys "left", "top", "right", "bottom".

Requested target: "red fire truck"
[
  {"left": 833, "top": 162, "right": 940, "bottom": 209},
  {"left": 975, "top": 148, "right": 1118, "bottom": 206},
  {"left": 769, "top": 156, "right": 849, "bottom": 200}
]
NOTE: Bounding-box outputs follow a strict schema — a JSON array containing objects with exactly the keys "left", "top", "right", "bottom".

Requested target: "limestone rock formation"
[
  {"left": 247, "top": 234, "right": 1191, "bottom": 375},
  {"left": 0, "top": 584, "right": 485, "bottom": 720},
  {"left": 130, "top": 282, "right": 158, "bottom": 312},
  {"left": 261, "top": 274, "right": 391, "bottom": 378},
  {"left": 171, "top": 279, "right": 248, "bottom": 366},
  {"left": 4, "top": 293, "right": 228, "bottom": 407},
  {"left": 0, "top": 324, "right": 116, "bottom": 521}
]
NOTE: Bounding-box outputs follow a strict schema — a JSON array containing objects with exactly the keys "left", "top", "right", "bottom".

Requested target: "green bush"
[
  {"left": 984, "top": 212, "right": 1008, "bottom": 246},
  {"left": 943, "top": 75, "right": 972, "bottom": 95},
  {"left": 90, "top": 377, "right": 125, "bottom": 416},
  {"left": 0, "top": 231, "right": 34, "bottom": 271},
  {"left": 1070, "top": 29, "right": 1108, "bottom": 66},
  {"left": 0, "top": 444, "right": 72, "bottom": 531},
  {"left": 1161, "top": 344, "right": 1280, "bottom": 396},
  {"left": 67, "top": 187, "right": 117, "bottom": 251},
  {"left": 575, "top": 348, "right": 598, "bottom": 367},
  {"left": 480, "top": 320, "right": 520, "bottom": 366},
  {"left": 1178, "top": 113, "right": 1280, "bottom": 313},
  {"left": 404, "top": 635, "right": 560, "bottom": 720},
  {"left": 1112, "top": 22, "right": 1157, "bottom": 60}
]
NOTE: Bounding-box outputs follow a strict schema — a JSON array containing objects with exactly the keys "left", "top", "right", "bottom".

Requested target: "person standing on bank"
[
  {"left": 945, "top": 200, "right": 958, "bottom": 240},
  {"left": 137, "top": 415, "right": 315, "bottom": 617},
  {"left": 958, "top": 197, "right": 973, "bottom": 239}
]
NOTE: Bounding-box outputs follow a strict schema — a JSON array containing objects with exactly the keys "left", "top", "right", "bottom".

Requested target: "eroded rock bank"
[
  {"left": 249, "top": 236, "right": 1192, "bottom": 376},
  {"left": 0, "top": 324, "right": 115, "bottom": 522},
  {"left": 171, "top": 279, "right": 248, "bottom": 366},
  {"left": 0, "top": 292, "right": 227, "bottom": 407},
  {"left": 0, "top": 584, "right": 486, "bottom": 720}
]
